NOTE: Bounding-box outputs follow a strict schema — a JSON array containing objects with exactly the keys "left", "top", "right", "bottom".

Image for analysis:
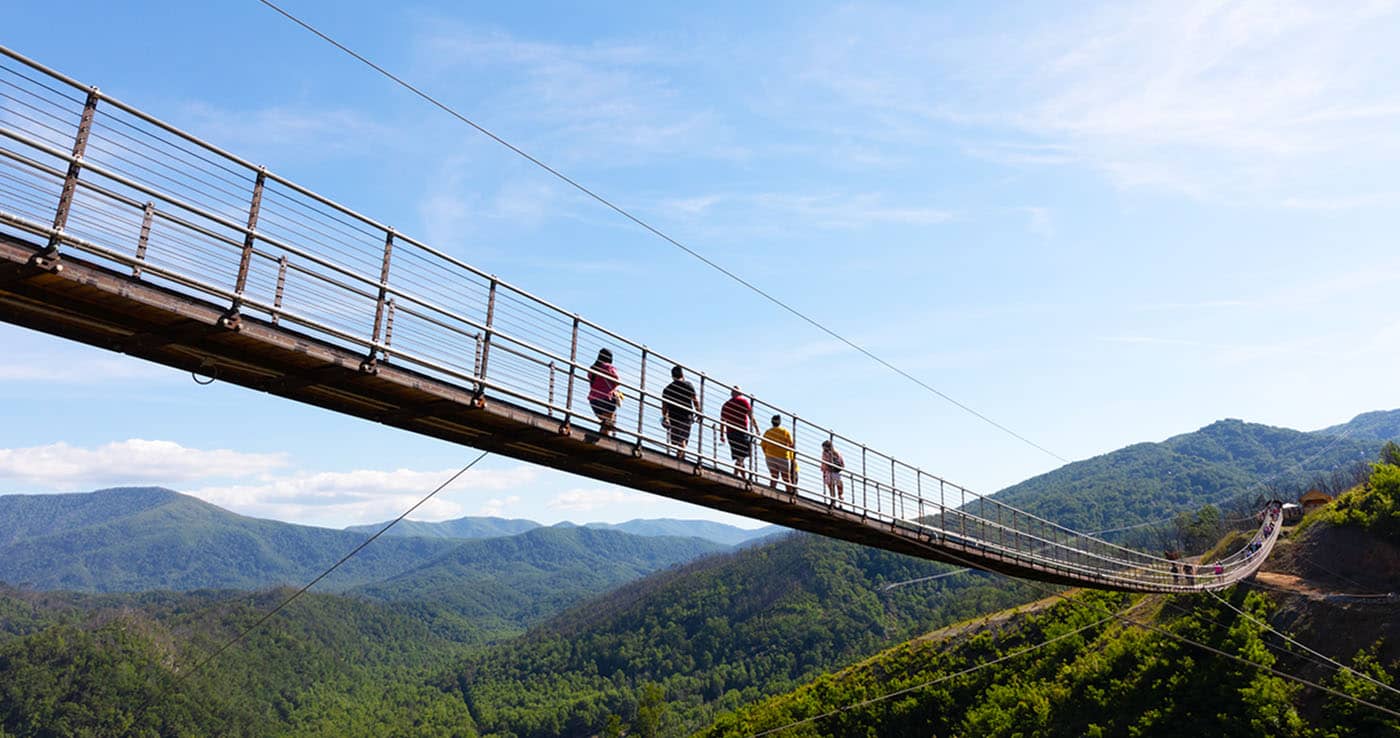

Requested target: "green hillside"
[
  {"left": 581, "top": 519, "right": 781, "bottom": 546},
  {"left": 698, "top": 461, "right": 1400, "bottom": 738},
  {"left": 353, "top": 526, "right": 726, "bottom": 642},
  {"left": 453, "top": 532, "right": 1045, "bottom": 738},
  {"left": 1318, "top": 408, "right": 1400, "bottom": 443},
  {"left": 0, "top": 586, "right": 475, "bottom": 737},
  {"left": 0, "top": 488, "right": 463, "bottom": 592},
  {"left": 346, "top": 516, "right": 540, "bottom": 540},
  {"left": 693, "top": 588, "right": 1399, "bottom": 738},
  {"left": 987, "top": 418, "right": 1381, "bottom": 533}
]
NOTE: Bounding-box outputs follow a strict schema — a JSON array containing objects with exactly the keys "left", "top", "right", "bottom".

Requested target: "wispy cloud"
[
  {"left": 659, "top": 191, "right": 954, "bottom": 229},
  {"left": 0, "top": 440, "right": 287, "bottom": 488},
  {"left": 415, "top": 26, "right": 733, "bottom": 164},
  {"left": 177, "top": 103, "right": 391, "bottom": 161},
  {"left": 797, "top": 1, "right": 1400, "bottom": 204},
  {"left": 188, "top": 466, "right": 539, "bottom": 526},
  {"left": 548, "top": 487, "right": 656, "bottom": 512}
]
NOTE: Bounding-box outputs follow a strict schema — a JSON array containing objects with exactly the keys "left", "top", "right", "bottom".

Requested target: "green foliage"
[
  {"left": 987, "top": 419, "right": 1381, "bottom": 536},
  {"left": 696, "top": 590, "right": 1330, "bottom": 738},
  {"left": 0, "top": 587, "right": 476, "bottom": 737},
  {"left": 1313, "top": 643, "right": 1400, "bottom": 738},
  {"left": 1381, "top": 441, "right": 1400, "bottom": 467},
  {"left": 454, "top": 533, "right": 1045, "bottom": 738},
  {"left": 1308, "top": 463, "right": 1400, "bottom": 538},
  {"left": 0, "top": 487, "right": 462, "bottom": 592},
  {"left": 354, "top": 526, "right": 725, "bottom": 643}
]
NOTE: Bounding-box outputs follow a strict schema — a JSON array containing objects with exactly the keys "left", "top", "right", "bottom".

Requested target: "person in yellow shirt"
[{"left": 760, "top": 414, "right": 797, "bottom": 493}]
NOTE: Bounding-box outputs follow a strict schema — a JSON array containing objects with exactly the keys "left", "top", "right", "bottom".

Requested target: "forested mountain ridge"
[
  {"left": 345, "top": 515, "right": 778, "bottom": 547},
  {"left": 345, "top": 515, "right": 539, "bottom": 540},
  {"left": 0, "top": 488, "right": 727, "bottom": 623},
  {"left": 697, "top": 458, "right": 1400, "bottom": 738},
  {"left": 0, "top": 586, "right": 476, "bottom": 737},
  {"left": 987, "top": 415, "right": 1391, "bottom": 533},
  {"left": 0, "top": 487, "right": 461, "bottom": 592},
  {"left": 1318, "top": 408, "right": 1400, "bottom": 443},
  {"left": 451, "top": 532, "right": 1045, "bottom": 738},
  {"left": 352, "top": 526, "right": 726, "bottom": 642}
]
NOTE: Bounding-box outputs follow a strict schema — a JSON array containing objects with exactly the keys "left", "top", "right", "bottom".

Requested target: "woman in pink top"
[{"left": 587, "top": 348, "right": 621, "bottom": 437}]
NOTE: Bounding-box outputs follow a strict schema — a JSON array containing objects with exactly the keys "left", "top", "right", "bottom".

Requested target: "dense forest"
[
  {"left": 453, "top": 533, "right": 1046, "bottom": 737},
  {"left": 1, "top": 411, "right": 1396, "bottom": 736},
  {"left": 696, "top": 589, "right": 1398, "bottom": 738},
  {"left": 696, "top": 457, "right": 1400, "bottom": 738}
]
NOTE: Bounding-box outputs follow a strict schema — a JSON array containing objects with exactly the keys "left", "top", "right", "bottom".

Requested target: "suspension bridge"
[{"left": 0, "top": 45, "right": 1281, "bottom": 593}]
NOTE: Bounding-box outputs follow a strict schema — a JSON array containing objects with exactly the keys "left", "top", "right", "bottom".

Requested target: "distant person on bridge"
[
  {"left": 761, "top": 414, "right": 797, "bottom": 493},
  {"left": 661, "top": 365, "right": 700, "bottom": 461},
  {"left": 720, "top": 387, "right": 758, "bottom": 481},
  {"left": 587, "top": 348, "right": 621, "bottom": 438},
  {"left": 821, "top": 440, "right": 845, "bottom": 502}
]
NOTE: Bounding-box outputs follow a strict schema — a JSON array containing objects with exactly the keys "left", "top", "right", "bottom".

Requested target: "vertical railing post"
[
  {"left": 131, "top": 201, "right": 154, "bottom": 277},
  {"left": 891, "top": 458, "right": 898, "bottom": 519},
  {"left": 791, "top": 416, "right": 799, "bottom": 500},
  {"left": 562, "top": 316, "right": 579, "bottom": 432},
  {"left": 363, "top": 228, "right": 394, "bottom": 373},
  {"left": 861, "top": 445, "right": 868, "bottom": 515},
  {"left": 222, "top": 167, "right": 266, "bottom": 330},
  {"left": 382, "top": 299, "right": 396, "bottom": 364},
  {"left": 476, "top": 278, "right": 498, "bottom": 404},
  {"left": 548, "top": 361, "right": 556, "bottom": 414},
  {"left": 917, "top": 473, "right": 924, "bottom": 524},
  {"left": 959, "top": 486, "right": 966, "bottom": 541},
  {"left": 271, "top": 255, "right": 287, "bottom": 326},
  {"left": 38, "top": 86, "right": 99, "bottom": 270},
  {"left": 634, "top": 348, "right": 648, "bottom": 454},
  {"left": 697, "top": 374, "right": 707, "bottom": 469}
]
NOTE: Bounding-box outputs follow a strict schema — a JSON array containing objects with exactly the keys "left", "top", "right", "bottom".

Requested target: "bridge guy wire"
[
  {"left": 743, "top": 599, "right": 1144, "bottom": 738},
  {"left": 253, "top": 0, "right": 1070, "bottom": 466},
  {"left": 760, "top": 521, "right": 1397, "bottom": 736},
  {"left": 124, "top": 450, "right": 490, "bottom": 734},
  {"left": 902, "top": 540, "right": 1400, "bottom": 725},
  {"left": 1207, "top": 588, "right": 1400, "bottom": 699}
]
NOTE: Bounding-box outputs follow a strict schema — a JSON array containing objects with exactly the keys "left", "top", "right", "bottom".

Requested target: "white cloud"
[
  {"left": 799, "top": 1, "right": 1400, "bottom": 204},
  {"left": 548, "top": 487, "right": 656, "bottom": 512},
  {"left": 0, "top": 439, "right": 287, "bottom": 488},
  {"left": 660, "top": 191, "right": 954, "bottom": 229},
  {"left": 177, "top": 103, "right": 391, "bottom": 160},
  {"left": 187, "top": 466, "right": 539, "bottom": 527},
  {"left": 415, "top": 26, "right": 733, "bottom": 164},
  {"left": 477, "top": 495, "right": 522, "bottom": 517}
]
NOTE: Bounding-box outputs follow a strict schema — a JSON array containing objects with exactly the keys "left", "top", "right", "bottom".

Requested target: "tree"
[{"left": 1380, "top": 440, "right": 1400, "bottom": 467}]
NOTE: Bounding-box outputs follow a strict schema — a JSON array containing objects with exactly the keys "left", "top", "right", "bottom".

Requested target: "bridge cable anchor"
[{"left": 27, "top": 247, "right": 62, "bottom": 273}]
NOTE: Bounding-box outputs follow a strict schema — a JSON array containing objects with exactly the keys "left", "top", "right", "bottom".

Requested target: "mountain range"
[
  {"left": 345, "top": 515, "right": 780, "bottom": 547},
  {"left": 0, "top": 409, "right": 1395, "bottom": 736}
]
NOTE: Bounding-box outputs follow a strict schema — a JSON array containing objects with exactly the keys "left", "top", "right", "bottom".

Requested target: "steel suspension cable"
[
  {"left": 1206, "top": 588, "right": 1400, "bottom": 699},
  {"left": 253, "top": 0, "right": 1069, "bottom": 465},
  {"left": 123, "top": 450, "right": 490, "bottom": 735}
]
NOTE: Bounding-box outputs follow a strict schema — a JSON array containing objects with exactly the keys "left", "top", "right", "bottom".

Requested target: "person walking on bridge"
[
  {"left": 821, "top": 440, "right": 845, "bottom": 503},
  {"left": 720, "top": 386, "right": 758, "bottom": 481},
  {"left": 587, "top": 348, "right": 621, "bottom": 439},
  {"left": 761, "top": 414, "right": 797, "bottom": 493},
  {"left": 661, "top": 365, "right": 700, "bottom": 461}
]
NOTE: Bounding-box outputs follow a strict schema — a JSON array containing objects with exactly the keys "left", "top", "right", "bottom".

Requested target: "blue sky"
[{"left": 2, "top": 0, "right": 1398, "bottom": 529}]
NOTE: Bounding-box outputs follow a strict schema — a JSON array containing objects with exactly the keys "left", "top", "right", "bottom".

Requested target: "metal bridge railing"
[{"left": 0, "top": 45, "right": 1276, "bottom": 592}]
